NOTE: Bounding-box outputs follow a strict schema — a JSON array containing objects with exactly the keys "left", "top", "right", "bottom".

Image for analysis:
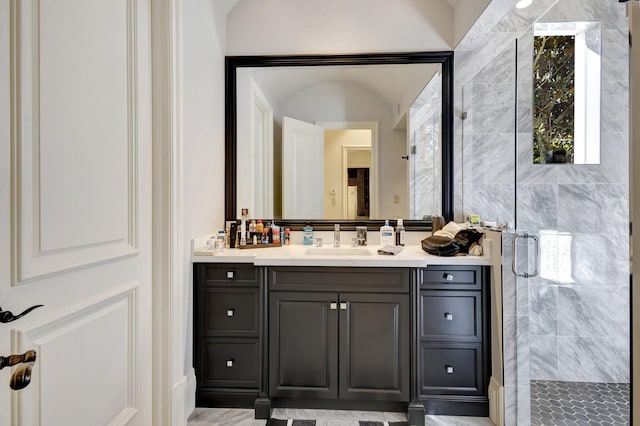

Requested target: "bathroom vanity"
[{"left": 192, "top": 245, "right": 492, "bottom": 425}]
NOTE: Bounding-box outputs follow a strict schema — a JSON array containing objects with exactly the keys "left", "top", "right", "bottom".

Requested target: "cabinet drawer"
[
  {"left": 420, "top": 343, "right": 484, "bottom": 396},
  {"left": 270, "top": 267, "right": 409, "bottom": 293},
  {"left": 418, "top": 266, "right": 481, "bottom": 290},
  {"left": 420, "top": 291, "right": 481, "bottom": 342},
  {"left": 200, "top": 287, "right": 259, "bottom": 337},
  {"left": 200, "top": 264, "right": 260, "bottom": 286},
  {"left": 199, "top": 339, "right": 260, "bottom": 389}
]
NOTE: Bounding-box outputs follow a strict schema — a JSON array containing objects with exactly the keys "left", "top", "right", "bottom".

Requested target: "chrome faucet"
[{"left": 334, "top": 224, "right": 340, "bottom": 247}]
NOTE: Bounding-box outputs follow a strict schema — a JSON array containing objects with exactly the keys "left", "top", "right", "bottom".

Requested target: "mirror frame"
[{"left": 225, "top": 52, "right": 454, "bottom": 230}]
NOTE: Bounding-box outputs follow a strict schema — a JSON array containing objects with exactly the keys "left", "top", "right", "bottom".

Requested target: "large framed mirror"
[{"left": 225, "top": 52, "right": 454, "bottom": 230}]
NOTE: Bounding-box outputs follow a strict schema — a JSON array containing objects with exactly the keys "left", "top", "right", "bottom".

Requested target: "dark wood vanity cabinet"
[
  {"left": 416, "top": 265, "right": 490, "bottom": 416},
  {"left": 193, "top": 262, "right": 491, "bottom": 422},
  {"left": 194, "top": 263, "right": 264, "bottom": 408},
  {"left": 268, "top": 267, "right": 410, "bottom": 406}
]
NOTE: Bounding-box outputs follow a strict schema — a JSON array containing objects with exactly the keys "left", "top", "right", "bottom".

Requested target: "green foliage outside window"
[{"left": 533, "top": 35, "right": 576, "bottom": 164}]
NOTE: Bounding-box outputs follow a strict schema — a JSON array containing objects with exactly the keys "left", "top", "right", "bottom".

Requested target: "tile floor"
[
  {"left": 530, "top": 380, "right": 630, "bottom": 426},
  {"left": 187, "top": 408, "right": 495, "bottom": 426}
]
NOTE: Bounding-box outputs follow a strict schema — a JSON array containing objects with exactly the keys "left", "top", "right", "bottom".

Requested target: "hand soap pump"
[{"left": 380, "top": 220, "right": 395, "bottom": 246}]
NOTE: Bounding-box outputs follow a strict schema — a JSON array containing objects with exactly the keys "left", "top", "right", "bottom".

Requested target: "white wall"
[
  {"left": 226, "top": 0, "right": 454, "bottom": 54},
  {"left": 452, "top": 0, "right": 492, "bottom": 47},
  {"left": 277, "top": 81, "right": 407, "bottom": 219},
  {"left": 182, "top": 0, "right": 233, "bottom": 378}
]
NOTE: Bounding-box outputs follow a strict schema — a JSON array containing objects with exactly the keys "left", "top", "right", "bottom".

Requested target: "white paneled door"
[
  {"left": 0, "top": 0, "right": 153, "bottom": 425},
  {"left": 282, "top": 116, "right": 325, "bottom": 218}
]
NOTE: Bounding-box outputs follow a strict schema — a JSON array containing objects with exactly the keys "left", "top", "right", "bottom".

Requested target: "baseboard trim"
[
  {"left": 172, "top": 368, "right": 197, "bottom": 426},
  {"left": 185, "top": 368, "right": 197, "bottom": 418},
  {"left": 489, "top": 376, "right": 505, "bottom": 426}
]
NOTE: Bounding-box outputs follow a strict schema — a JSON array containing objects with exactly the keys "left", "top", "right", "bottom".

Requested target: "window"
[{"left": 533, "top": 22, "right": 601, "bottom": 164}]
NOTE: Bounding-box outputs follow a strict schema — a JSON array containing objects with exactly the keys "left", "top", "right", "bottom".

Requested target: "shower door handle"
[{"left": 512, "top": 232, "right": 539, "bottom": 278}]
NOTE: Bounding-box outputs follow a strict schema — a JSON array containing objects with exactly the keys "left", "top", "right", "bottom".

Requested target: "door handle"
[
  {"left": 0, "top": 304, "right": 43, "bottom": 323},
  {"left": 1, "top": 350, "right": 37, "bottom": 391},
  {"left": 0, "top": 350, "right": 36, "bottom": 370},
  {"left": 511, "top": 232, "right": 539, "bottom": 278}
]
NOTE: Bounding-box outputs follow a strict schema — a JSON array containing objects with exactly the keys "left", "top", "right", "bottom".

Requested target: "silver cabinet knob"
[
  {"left": 443, "top": 273, "right": 453, "bottom": 281},
  {"left": 444, "top": 312, "right": 453, "bottom": 321},
  {"left": 226, "top": 271, "right": 234, "bottom": 279},
  {"left": 340, "top": 302, "right": 348, "bottom": 310},
  {"left": 330, "top": 303, "right": 337, "bottom": 310},
  {"left": 227, "top": 308, "right": 235, "bottom": 317},
  {"left": 226, "top": 359, "right": 234, "bottom": 367},
  {"left": 446, "top": 365, "right": 454, "bottom": 374}
]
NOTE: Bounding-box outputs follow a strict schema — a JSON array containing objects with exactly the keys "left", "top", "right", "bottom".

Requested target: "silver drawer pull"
[
  {"left": 444, "top": 312, "right": 453, "bottom": 321},
  {"left": 226, "top": 271, "right": 234, "bottom": 279},
  {"left": 226, "top": 359, "right": 234, "bottom": 367},
  {"left": 340, "top": 302, "right": 348, "bottom": 310},
  {"left": 227, "top": 308, "right": 235, "bottom": 317},
  {"left": 443, "top": 273, "right": 453, "bottom": 281},
  {"left": 330, "top": 303, "right": 337, "bottom": 310},
  {"left": 446, "top": 365, "right": 454, "bottom": 374}
]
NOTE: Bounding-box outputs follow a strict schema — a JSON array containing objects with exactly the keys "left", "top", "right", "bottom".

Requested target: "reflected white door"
[
  {"left": 347, "top": 186, "right": 358, "bottom": 219},
  {"left": 282, "top": 116, "right": 325, "bottom": 218},
  {"left": 0, "top": 0, "right": 153, "bottom": 425}
]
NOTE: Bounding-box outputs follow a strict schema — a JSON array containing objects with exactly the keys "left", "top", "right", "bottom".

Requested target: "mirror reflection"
[
  {"left": 235, "top": 63, "right": 442, "bottom": 220},
  {"left": 533, "top": 21, "right": 601, "bottom": 164}
]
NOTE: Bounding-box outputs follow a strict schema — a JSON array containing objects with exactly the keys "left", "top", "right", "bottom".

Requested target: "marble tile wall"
[
  {"left": 410, "top": 73, "right": 441, "bottom": 219},
  {"left": 455, "top": 0, "right": 630, "bottom": 418}
]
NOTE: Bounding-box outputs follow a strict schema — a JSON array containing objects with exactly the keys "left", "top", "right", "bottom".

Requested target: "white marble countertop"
[{"left": 192, "top": 242, "right": 493, "bottom": 267}]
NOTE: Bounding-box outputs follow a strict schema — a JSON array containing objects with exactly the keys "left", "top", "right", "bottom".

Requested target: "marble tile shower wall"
[
  {"left": 410, "top": 73, "right": 441, "bottom": 219},
  {"left": 455, "top": 0, "right": 630, "bottom": 385}
]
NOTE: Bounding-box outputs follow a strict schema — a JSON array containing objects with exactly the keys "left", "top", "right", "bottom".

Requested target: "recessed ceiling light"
[{"left": 515, "top": 0, "right": 533, "bottom": 9}]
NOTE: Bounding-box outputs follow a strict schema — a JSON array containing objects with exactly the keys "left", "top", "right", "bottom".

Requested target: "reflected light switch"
[{"left": 393, "top": 195, "right": 400, "bottom": 204}]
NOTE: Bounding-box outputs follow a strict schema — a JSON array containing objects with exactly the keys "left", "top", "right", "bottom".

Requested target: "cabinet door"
[
  {"left": 339, "top": 293, "right": 410, "bottom": 401},
  {"left": 269, "top": 292, "right": 338, "bottom": 399}
]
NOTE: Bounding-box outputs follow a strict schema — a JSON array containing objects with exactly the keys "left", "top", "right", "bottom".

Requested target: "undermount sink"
[{"left": 305, "top": 247, "right": 372, "bottom": 256}]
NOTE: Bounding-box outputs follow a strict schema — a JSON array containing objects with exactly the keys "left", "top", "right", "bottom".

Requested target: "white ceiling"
[{"left": 243, "top": 63, "right": 441, "bottom": 111}]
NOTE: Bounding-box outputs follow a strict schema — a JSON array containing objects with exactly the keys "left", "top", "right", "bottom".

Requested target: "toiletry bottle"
[
  {"left": 240, "top": 209, "right": 248, "bottom": 246},
  {"left": 395, "top": 219, "right": 405, "bottom": 246},
  {"left": 272, "top": 224, "right": 280, "bottom": 244},
  {"left": 284, "top": 227, "right": 291, "bottom": 245},
  {"left": 256, "top": 219, "right": 264, "bottom": 234},
  {"left": 230, "top": 222, "right": 238, "bottom": 248},
  {"left": 215, "top": 230, "right": 226, "bottom": 253},
  {"left": 303, "top": 223, "right": 314, "bottom": 245},
  {"left": 380, "top": 220, "right": 395, "bottom": 246}
]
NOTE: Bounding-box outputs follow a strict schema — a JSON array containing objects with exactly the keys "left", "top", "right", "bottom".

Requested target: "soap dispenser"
[{"left": 380, "top": 220, "right": 395, "bottom": 246}]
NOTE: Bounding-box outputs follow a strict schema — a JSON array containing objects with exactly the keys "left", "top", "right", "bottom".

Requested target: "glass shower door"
[{"left": 513, "top": 2, "right": 631, "bottom": 425}]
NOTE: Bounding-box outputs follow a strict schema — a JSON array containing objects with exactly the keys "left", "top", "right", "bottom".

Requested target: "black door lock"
[{"left": 0, "top": 305, "right": 43, "bottom": 323}]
